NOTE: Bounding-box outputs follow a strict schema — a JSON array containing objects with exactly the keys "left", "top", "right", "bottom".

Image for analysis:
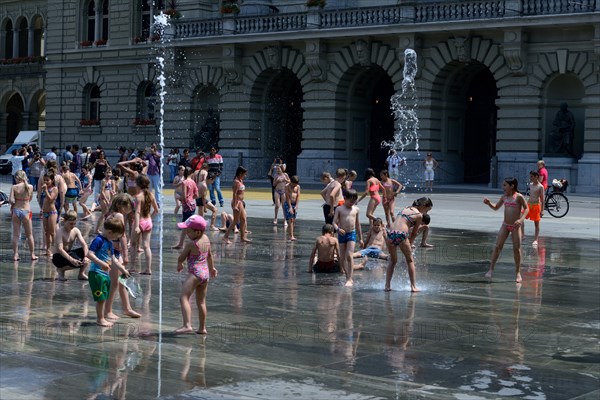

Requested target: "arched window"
[
  {"left": 86, "top": 0, "right": 96, "bottom": 42},
  {"left": 18, "top": 19, "right": 28, "bottom": 57},
  {"left": 32, "top": 16, "right": 45, "bottom": 57},
  {"left": 137, "top": 81, "right": 157, "bottom": 124},
  {"left": 83, "top": 85, "right": 101, "bottom": 123},
  {"left": 3, "top": 20, "right": 13, "bottom": 58}
]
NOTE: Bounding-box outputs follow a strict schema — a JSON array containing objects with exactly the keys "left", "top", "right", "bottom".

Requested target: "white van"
[{"left": 0, "top": 130, "right": 42, "bottom": 174}]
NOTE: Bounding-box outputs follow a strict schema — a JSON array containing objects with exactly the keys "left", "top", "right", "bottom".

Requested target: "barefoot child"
[
  {"left": 353, "top": 217, "right": 389, "bottom": 265},
  {"left": 86, "top": 217, "right": 130, "bottom": 327},
  {"left": 483, "top": 177, "right": 528, "bottom": 283},
  {"left": 175, "top": 215, "right": 218, "bottom": 334},
  {"left": 61, "top": 164, "right": 82, "bottom": 214},
  {"left": 198, "top": 172, "right": 218, "bottom": 230},
  {"left": 272, "top": 166, "right": 290, "bottom": 226},
  {"left": 357, "top": 168, "right": 386, "bottom": 227},
  {"left": 385, "top": 197, "right": 433, "bottom": 292},
  {"left": 40, "top": 171, "right": 59, "bottom": 256},
  {"left": 524, "top": 170, "right": 544, "bottom": 246},
  {"left": 332, "top": 189, "right": 363, "bottom": 287},
  {"left": 9, "top": 170, "right": 38, "bottom": 261},
  {"left": 308, "top": 224, "right": 340, "bottom": 273},
  {"left": 104, "top": 193, "right": 141, "bottom": 320},
  {"left": 52, "top": 210, "right": 89, "bottom": 280},
  {"left": 78, "top": 165, "right": 93, "bottom": 219},
  {"left": 380, "top": 169, "right": 403, "bottom": 227},
  {"left": 284, "top": 175, "right": 300, "bottom": 241},
  {"left": 131, "top": 175, "right": 159, "bottom": 274},
  {"left": 172, "top": 167, "right": 198, "bottom": 249}
]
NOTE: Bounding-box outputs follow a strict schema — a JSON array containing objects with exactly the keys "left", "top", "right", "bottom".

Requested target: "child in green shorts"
[{"left": 86, "top": 217, "right": 129, "bottom": 327}]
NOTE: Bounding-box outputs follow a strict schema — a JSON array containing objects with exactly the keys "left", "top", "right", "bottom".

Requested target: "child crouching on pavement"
[
  {"left": 308, "top": 224, "right": 341, "bottom": 273},
  {"left": 86, "top": 217, "right": 130, "bottom": 327}
]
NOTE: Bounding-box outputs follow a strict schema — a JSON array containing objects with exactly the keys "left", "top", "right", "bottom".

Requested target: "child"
[
  {"left": 332, "top": 189, "right": 363, "bottom": 287},
  {"left": 104, "top": 193, "right": 141, "bottom": 320},
  {"left": 284, "top": 175, "right": 300, "bottom": 241},
  {"left": 380, "top": 169, "right": 404, "bottom": 227},
  {"left": 175, "top": 215, "right": 218, "bottom": 334},
  {"left": 95, "top": 168, "right": 115, "bottom": 234},
  {"left": 272, "top": 165, "right": 290, "bottom": 226},
  {"left": 483, "top": 177, "right": 528, "bottom": 283},
  {"left": 86, "top": 217, "right": 129, "bottom": 327},
  {"left": 218, "top": 211, "right": 237, "bottom": 233},
  {"left": 357, "top": 168, "right": 386, "bottom": 227},
  {"left": 524, "top": 170, "right": 544, "bottom": 246},
  {"left": 308, "top": 224, "right": 340, "bottom": 273},
  {"left": 345, "top": 170, "right": 357, "bottom": 191},
  {"left": 78, "top": 164, "right": 93, "bottom": 219},
  {"left": 353, "top": 217, "right": 388, "bottom": 261},
  {"left": 52, "top": 210, "right": 89, "bottom": 280},
  {"left": 223, "top": 166, "right": 251, "bottom": 244},
  {"left": 411, "top": 213, "right": 432, "bottom": 248},
  {"left": 197, "top": 171, "right": 218, "bottom": 230},
  {"left": 61, "top": 164, "right": 82, "bottom": 214},
  {"left": 173, "top": 165, "right": 185, "bottom": 217},
  {"left": 385, "top": 197, "right": 433, "bottom": 292},
  {"left": 323, "top": 168, "right": 346, "bottom": 225},
  {"left": 131, "top": 175, "right": 159, "bottom": 274},
  {"left": 173, "top": 167, "right": 199, "bottom": 249},
  {"left": 9, "top": 170, "right": 37, "bottom": 261},
  {"left": 40, "top": 171, "right": 59, "bottom": 257}
]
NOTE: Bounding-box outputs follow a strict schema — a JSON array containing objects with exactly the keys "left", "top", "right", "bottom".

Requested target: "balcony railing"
[{"left": 172, "top": 0, "right": 597, "bottom": 39}]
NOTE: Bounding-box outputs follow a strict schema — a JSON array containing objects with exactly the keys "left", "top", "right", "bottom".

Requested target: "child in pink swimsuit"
[{"left": 175, "top": 215, "right": 218, "bottom": 335}]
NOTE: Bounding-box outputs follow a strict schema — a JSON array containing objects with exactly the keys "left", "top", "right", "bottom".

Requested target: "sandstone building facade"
[{"left": 1, "top": 0, "right": 599, "bottom": 193}]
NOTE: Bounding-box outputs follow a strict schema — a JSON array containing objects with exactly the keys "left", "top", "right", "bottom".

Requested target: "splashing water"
[
  {"left": 382, "top": 49, "right": 419, "bottom": 153},
  {"left": 152, "top": 11, "right": 169, "bottom": 398}
]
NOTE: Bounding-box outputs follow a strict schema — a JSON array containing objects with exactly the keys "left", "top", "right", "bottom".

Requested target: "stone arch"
[
  {"left": 181, "top": 65, "right": 225, "bottom": 98},
  {"left": 3, "top": 91, "right": 25, "bottom": 143},
  {"left": 328, "top": 41, "right": 400, "bottom": 171},
  {"left": 245, "top": 46, "right": 311, "bottom": 86},
  {"left": 131, "top": 64, "right": 159, "bottom": 96},
  {"left": 0, "top": 89, "right": 26, "bottom": 110}
]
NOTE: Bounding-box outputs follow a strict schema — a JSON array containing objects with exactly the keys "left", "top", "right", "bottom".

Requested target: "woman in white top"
[{"left": 423, "top": 153, "right": 439, "bottom": 192}]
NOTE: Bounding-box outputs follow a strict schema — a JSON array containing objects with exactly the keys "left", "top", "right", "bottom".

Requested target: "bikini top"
[
  {"left": 236, "top": 179, "right": 245, "bottom": 192},
  {"left": 400, "top": 207, "right": 419, "bottom": 227},
  {"left": 382, "top": 181, "right": 393, "bottom": 188},
  {"left": 369, "top": 184, "right": 379, "bottom": 192},
  {"left": 504, "top": 194, "right": 519, "bottom": 208}
]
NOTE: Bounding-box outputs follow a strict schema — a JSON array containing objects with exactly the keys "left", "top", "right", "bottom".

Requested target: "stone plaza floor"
[{"left": 0, "top": 189, "right": 599, "bottom": 399}]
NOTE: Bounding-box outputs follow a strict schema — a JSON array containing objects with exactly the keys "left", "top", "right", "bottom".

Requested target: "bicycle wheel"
[{"left": 546, "top": 193, "right": 569, "bottom": 218}]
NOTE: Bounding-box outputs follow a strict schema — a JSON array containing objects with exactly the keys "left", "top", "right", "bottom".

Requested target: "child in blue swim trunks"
[
  {"left": 332, "top": 189, "right": 363, "bottom": 287},
  {"left": 353, "top": 218, "right": 388, "bottom": 267}
]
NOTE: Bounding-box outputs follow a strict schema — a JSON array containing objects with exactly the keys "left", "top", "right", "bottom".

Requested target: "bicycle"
[{"left": 526, "top": 179, "right": 570, "bottom": 218}]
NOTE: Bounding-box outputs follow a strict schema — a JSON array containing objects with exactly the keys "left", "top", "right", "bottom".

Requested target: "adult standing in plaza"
[
  {"left": 167, "top": 148, "right": 180, "bottom": 183},
  {"left": 80, "top": 146, "right": 92, "bottom": 169},
  {"left": 62, "top": 145, "right": 73, "bottom": 168},
  {"left": 423, "top": 153, "right": 439, "bottom": 192},
  {"left": 179, "top": 148, "right": 191, "bottom": 169},
  {"left": 92, "top": 150, "right": 110, "bottom": 203},
  {"left": 10, "top": 147, "right": 28, "bottom": 184},
  {"left": 386, "top": 149, "right": 402, "bottom": 180},
  {"left": 70, "top": 144, "right": 81, "bottom": 174},
  {"left": 45, "top": 146, "right": 58, "bottom": 162},
  {"left": 205, "top": 146, "right": 224, "bottom": 207},
  {"left": 537, "top": 160, "right": 548, "bottom": 192},
  {"left": 146, "top": 143, "right": 162, "bottom": 208},
  {"left": 28, "top": 150, "right": 44, "bottom": 190},
  {"left": 268, "top": 156, "right": 286, "bottom": 205}
]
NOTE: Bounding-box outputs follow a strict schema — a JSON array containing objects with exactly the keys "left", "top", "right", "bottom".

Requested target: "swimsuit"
[
  {"left": 43, "top": 210, "right": 58, "bottom": 219},
  {"left": 400, "top": 210, "right": 418, "bottom": 227},
  {"left": 502, "top": 222, "right": 517, "bottom": 232},
  {"left": 526, "top": 203, "right": 541, "bottom": 222},
  {"left": 283, "top": 202, "right": 297, "bottom": 220},
  {"left": 13, "top": 208, "right": 32, "bottom": 221},
  {"left": 503, "top": 194, "right": 519, "bottom": 208},
  {"left": 359, "top": 246, "right": 384, "bottom": 258},
  {"left": 338, "top": 230, "right": 357, "bottom": 244},
  {"left": 187, "top": 240, "right": 210, "bottom": 283},
  {"left": 139, "top": 216, "right": 153, "bottom": 232},
  {"left": 387, "top": 229, "right": 408, "bottom": 246},
  {"left": 65, "top": 188, "right": 79, "bottom": 203},
  {"left": 312, "top": 260, "right": 340, "bottom": 273},
  {"left": 425, "top": 160, "right": 434, "bottom": 181},
  {"left": 368, "top": 184, "right": 381, "bottom": 204}
]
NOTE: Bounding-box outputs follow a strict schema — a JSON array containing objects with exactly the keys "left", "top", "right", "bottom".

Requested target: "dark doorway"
[
  {"left": 369, "top": 75, "right": 395, "bottom": 172},
  {"left": 463, "top": 69, "right": 497, "bottom": 183},
  {"left": 7, "top": 94, "right": 24, "bottom": 143},
  {"left": 264, "top": 69, "right": 303, "bottom": 175}
]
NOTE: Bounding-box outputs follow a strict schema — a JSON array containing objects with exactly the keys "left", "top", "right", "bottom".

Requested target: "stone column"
[
  {"left": 12, "top": 28, "right": 19, "bottom": 58},
  {"left": 28, "top": 27, "right": 34, "bottom": 57}
]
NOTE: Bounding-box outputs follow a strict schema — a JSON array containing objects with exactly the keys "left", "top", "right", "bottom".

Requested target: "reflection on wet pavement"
[{"left": 1, "top": 214, "right": 598, "bottom": 399}]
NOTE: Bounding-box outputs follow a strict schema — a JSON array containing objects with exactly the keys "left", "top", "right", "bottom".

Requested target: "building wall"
[{"left": 2, "top": 0, "right": 599, "bottom": 193}]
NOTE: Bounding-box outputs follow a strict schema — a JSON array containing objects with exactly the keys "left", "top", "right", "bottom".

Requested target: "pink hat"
[{"left": 177, "top": 215, "right": 207, "bottom": 231}]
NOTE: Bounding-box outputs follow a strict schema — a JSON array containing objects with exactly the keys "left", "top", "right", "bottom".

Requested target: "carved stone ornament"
[
  {"left": 355, "top": 39, "right": 370, "bottom": 67},
  {"left": 305, "top": 39, "right": 327, "bottom": 81},
  {"left": 502, "top": 29, "right": 527, "bottom": 76},
  {"left": 266, "top": 45, "right": 281, "bottom": 70},
  {"left": 453, "top": 36, "right": 471, "bottom": 63},
  {"left": 223, "top": 45, "right": 242, "bottom": 85}
]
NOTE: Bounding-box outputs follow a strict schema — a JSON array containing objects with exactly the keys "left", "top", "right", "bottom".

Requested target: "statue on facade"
[
  {"left": 549, "top": 102, "right": 575, "bottom": 155},
  {"left": 194, "top": 107, "right": 220, "bottom": 150}
]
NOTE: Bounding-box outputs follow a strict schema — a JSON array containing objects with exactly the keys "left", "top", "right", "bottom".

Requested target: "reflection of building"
[{"left": 1, "top": 1, "right": 598, "bottom": 193}]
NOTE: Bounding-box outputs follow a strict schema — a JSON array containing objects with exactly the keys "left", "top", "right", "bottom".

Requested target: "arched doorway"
[
  {"left": 191, "top": 85, "right": 220, "bottom": 150},
  {"left": 463, "top": 68, "right": 498, "bottom": 183},
  {"left": 262, "top": 69, "right": 303, "bottom": 175},
  {"left": 338, "top": 65, "right": 395, "bottom": 173},
  {"left": 7, "top": 93, "right": 25, "bottom": 143}
]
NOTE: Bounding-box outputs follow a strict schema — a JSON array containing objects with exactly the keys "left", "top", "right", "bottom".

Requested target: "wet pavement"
[{"left": 1, "top": 187, "right": 599, "bottom": 399}]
